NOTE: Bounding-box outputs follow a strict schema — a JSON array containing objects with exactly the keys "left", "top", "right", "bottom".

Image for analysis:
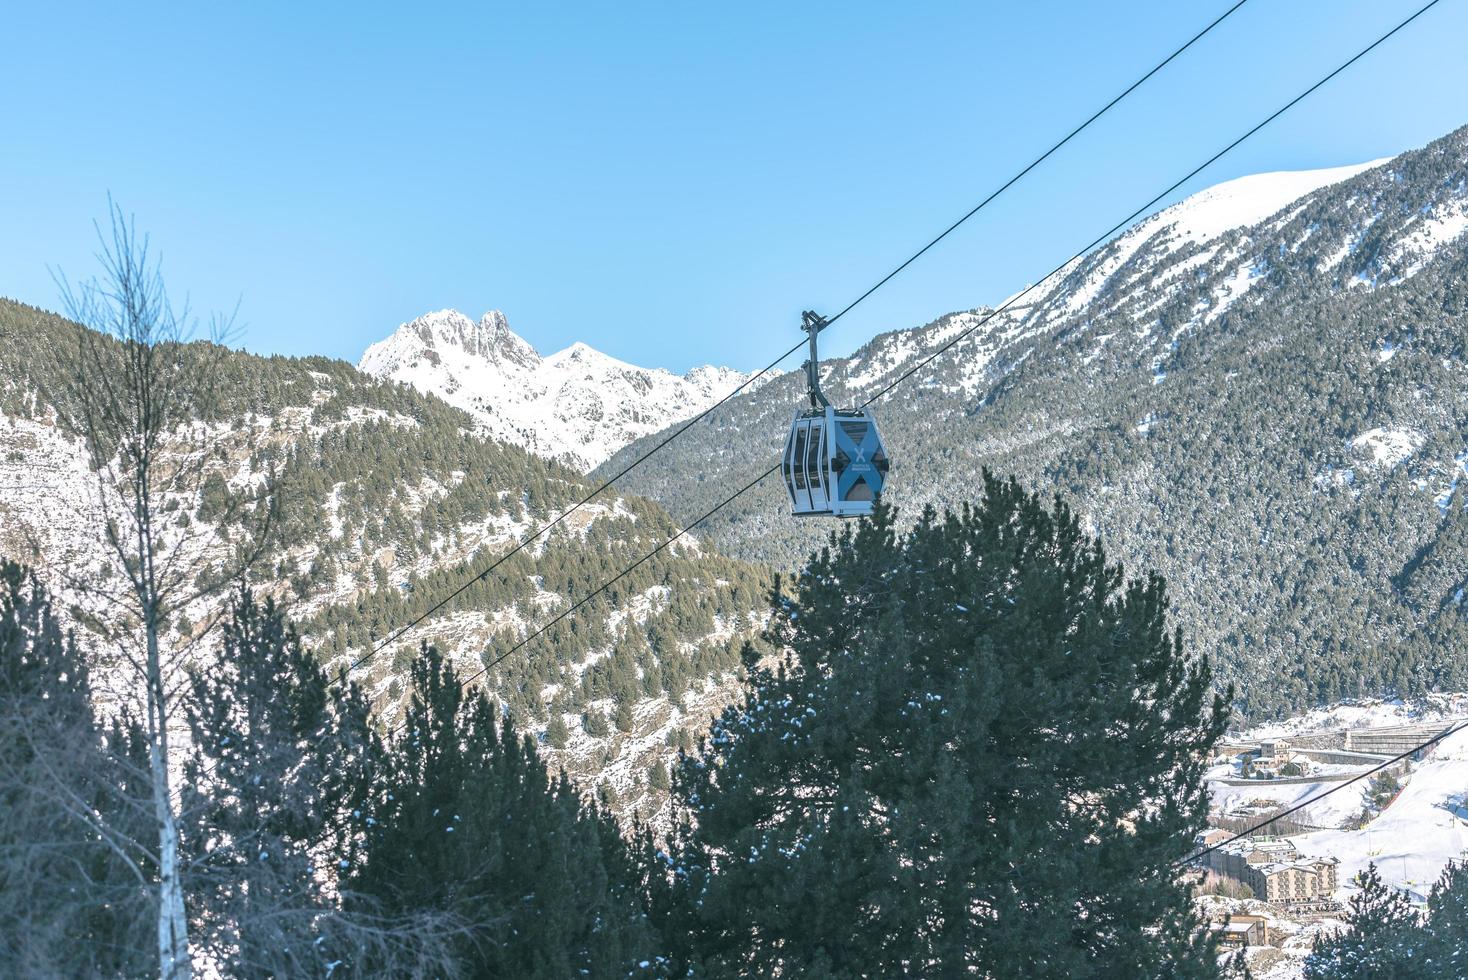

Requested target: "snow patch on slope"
[
  {"left": 1040, "top": 159, "right": 1388, "bottom": 329},
  {"left": 1350, "top": 427, "right": 1425, "bottom": 469},
  {"left": 1385, "top": 199, "right": 1468, "bottom": 280},
  {"left": 1297, "top": 724, "right": 1468, "bottom": 903},
  {"left": 1157, "top": 160, "right": 1389, "bottom": 248}
]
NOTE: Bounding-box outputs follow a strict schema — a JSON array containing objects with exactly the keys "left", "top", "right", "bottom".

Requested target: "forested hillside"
[
  {"left": 0, "top": 298, "right": 772, "bottom": 819},
  {"left": 600, "top": 125, "right": 1468, "bottom": 717}
]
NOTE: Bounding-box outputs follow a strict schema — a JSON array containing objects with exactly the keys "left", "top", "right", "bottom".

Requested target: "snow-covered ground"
[
  {"left": 1198, "top": 896, "right": 1347, "bottom": 980},
  {"left": 1295, "top": 724, "right": 1468, "bottom": 903},
  {"left": 1202, "top": 698, "right": 1468, "bottom": 979},
  {"left": 1207, "top": 771, "right": 1372, "bottom": 830},
  {"left": 1350, "top": 426, "right": 1425, "bottom": 470},
  {"left": 1244, "top": 694, "right": 1468, "bottom": 739},
  {"left": 1159, "top": 161, "right": 1390, "bottom": 248},
  {"left": 1203, "top": 695, "right": 1468, "bottom": 897},
  {"left": 1208, "top": 695, "right": 1468, "bottom": 828},
  {"left": 1221, "top": 727, "right": 1468, "bottom": 980},
  {"left": 1207, "top": 719, "right": 1468, "bottom": 893},
  {"left": 1040, "top": 159, "right": 1389, "bottom": 329}
]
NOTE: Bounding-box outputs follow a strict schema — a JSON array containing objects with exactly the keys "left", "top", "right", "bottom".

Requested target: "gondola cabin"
[{"left": 782, "top": 405, "right": 888, "bottom": 517}]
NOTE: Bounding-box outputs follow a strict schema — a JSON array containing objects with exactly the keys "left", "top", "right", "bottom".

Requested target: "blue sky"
[{"left": 3, "top": 1, "right": 1466, "bottom": 373}]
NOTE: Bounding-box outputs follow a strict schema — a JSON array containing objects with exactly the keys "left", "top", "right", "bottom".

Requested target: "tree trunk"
[{"left": 148, "top": 622, "right": 192, "bottom": 980}]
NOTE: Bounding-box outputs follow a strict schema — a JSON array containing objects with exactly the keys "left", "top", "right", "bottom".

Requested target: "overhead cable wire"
[
  {"left": 345, "top": 0, "right": 1251, "bottom": 674},
  {"left": 822, "top": 0, "right": 1253, "bottom": 331},
  {"left": 414, "top": 0, "right": 1441, "bottom": 727},
  {"left": 1178, "top": 719, "right": 1468, "bottom": 868},
  {"left": 858, "top": 0, "right": 1444, "bottom": 409}
]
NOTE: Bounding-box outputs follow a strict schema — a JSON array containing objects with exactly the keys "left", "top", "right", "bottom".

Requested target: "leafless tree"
[{"left": 55, "top": 202, "right": 277, "bottom": 980}]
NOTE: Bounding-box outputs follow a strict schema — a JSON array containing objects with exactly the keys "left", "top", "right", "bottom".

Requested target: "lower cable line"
[
  {"left": 402, "top": 462, "right": 783, "bottom": 730},
  {"left": 1179, "top": 719, "right": 1468, "bottom": 868},
  {"left": 411, "top": 0, "right": 1444, "bottom": 729},
  {"left": 347, "top": 335, "right": 806, "bottom": 676}
]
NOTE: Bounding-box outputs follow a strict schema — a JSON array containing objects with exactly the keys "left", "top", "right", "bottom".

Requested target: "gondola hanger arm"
[{"left": 800, "top": 310, "right": 831, "bottom": 410}]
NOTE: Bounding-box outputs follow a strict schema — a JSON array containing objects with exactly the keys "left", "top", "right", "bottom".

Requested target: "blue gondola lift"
[{"left": 782, "top": 311, "right": 889, "bottom": 517}]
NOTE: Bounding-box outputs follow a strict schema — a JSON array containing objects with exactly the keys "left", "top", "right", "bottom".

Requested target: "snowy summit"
[{"left": 359, "top": 309, "right": 754, "bottom": 471}]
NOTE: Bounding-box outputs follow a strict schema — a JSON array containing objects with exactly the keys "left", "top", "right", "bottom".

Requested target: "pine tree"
[
  {"left": 546, "top": 712, "right": 571, "bottom": 749},
  {"left": 0, "top": 560, "right": 153, "bottom": 975},
  {"left": 1305, "top": 864, "right": 1427, "bottom": 979},
  {"left": 584, "top": 705, "right": 611, "bottom": 737},
  {"left": 665, "top": 481, "right": 1228, "bottom": 977},
  {"left": 1423, "top": 861, "right": 1468, "bottom": 977},
  {"left": 181, "top": 589, "right": 380, "bottom": 977},
  {"left": 350, "top": 646, "right": 660, "bottom": 976}
]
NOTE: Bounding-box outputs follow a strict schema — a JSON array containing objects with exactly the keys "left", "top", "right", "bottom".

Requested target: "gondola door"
[
  {"left": 788, "top": 419, "right": 811, "bottom": 513},
  {"left": 806, "top": 413, "right": 829, "bottom": 513}
]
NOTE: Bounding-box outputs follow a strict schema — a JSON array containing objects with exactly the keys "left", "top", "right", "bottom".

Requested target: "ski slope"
[{"left": 1296, "top": 724, "right": 1468, "bottom": 902}]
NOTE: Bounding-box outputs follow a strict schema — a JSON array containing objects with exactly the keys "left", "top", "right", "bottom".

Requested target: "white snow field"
[
  {"left": 1207, "top": 769, "right": 1372, "bottom": 831},
  {"left": 1205, "top": 699, "right": 1468, "bottom": 980},
  {"left": 1296, "top": 724, "right": 1468, "bottom": 903},
  {"left": 1154, "top": 160, "right": 1391, "bottom": 248},
  {"left": 1208, "top": 697, "right": 1468, "bottom": 851}
]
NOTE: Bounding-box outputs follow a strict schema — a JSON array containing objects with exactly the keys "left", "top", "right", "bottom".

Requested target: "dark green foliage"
[
  {"left": 1368, "top": 771, "right": 1403, "bottom": 809},
  {"left": 1305, "top": 864, "right": 1428, "bottom": 979},
  {"left": 350, "top": 646, "right": 658, "bottom": 977},
  {"left": 1424, "top": 861, "right": 1468, "bottom": 976},
  {"left": 546, "top": 712, "right": 571, "bottom": 749},
  {"left": 0, "top": 561, "right": 153, "bottom": 976},
  {"left": 1349, "top": 770, "right": 1406, "bottom": 829},
  {"left": 664, "top": 484, "right": 1228, "bottom": 977},
  {"left": 181, "top": 590, "right": 380, "bottom": 977},
  {"left": 584, "top": 706, "right": 611, "bottom": 737},
  {"left": 1301, "top": 860, "right": 1468, "bottom": 978},
  {"left": 666, "top": 726, "right": 695, "bottom": 753}
]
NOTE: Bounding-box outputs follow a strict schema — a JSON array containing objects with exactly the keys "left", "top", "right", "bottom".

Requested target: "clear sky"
[{"left": 4, "top": 1, "right": 1466, "bottom": 373}]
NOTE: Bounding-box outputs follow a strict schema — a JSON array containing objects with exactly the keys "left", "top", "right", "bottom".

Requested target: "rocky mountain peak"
[
  {"left": 358, "top": 309, "right": 758, "bottom": 472},
  {"left": 384, "top": 309, "right": 542, "bottom": 374}
]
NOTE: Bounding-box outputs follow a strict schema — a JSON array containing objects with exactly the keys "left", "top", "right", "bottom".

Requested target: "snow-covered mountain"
[
  {"left": 600, "top": 123, "right": 1468, "bottom": 718},
  {"left": 0, "top": 298, "right": 776, "bottom": 823},
  {"left": 358, "top": 309, "right": 754, "bottom": 472}
]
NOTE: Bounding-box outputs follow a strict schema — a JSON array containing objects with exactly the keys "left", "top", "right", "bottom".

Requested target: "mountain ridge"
[{"left": 359, "top": 308, "right": 755, "bottom": 472}]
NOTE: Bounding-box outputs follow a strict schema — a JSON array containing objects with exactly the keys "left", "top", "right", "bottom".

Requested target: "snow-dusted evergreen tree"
[
  {"left": 0, "top": 561, "right": 153, "bottom": 975},
  {"left": 1305, "top": 864, "right": 1426, "bottom": 979},
  {"left": 663, "top": 480, "right": 1228, "bottom": 977},
  {"left": 349, "top": 646, "right": 659, "bottom": 977},
  {"left": 1423, "top": 860, "right": 1468, "bottom": 976},
  {"left": 182, "top": 590, "right": 379, "bottom": 977},
  {"left": 546, "top": 712, "right": 571, "bottom": 749}
]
